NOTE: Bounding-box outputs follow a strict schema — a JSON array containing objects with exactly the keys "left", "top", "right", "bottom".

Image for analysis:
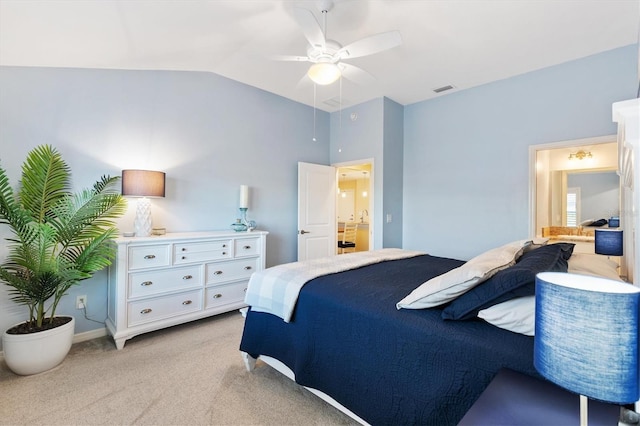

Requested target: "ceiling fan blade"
[
  {"left": 338, "top": 63, "right": 376, "bottom": 86},
  {"left": 272, "top": 55, "right": 311, "bottom": 62},
  {"left": 338, "top": 31, "right": 402, "bottom": 59},
  {"left": 292, "top": 7, "right": 326, "bottom": 50},
  {"left": 296, "top": 72, "right": 312, "bottom": 89}
]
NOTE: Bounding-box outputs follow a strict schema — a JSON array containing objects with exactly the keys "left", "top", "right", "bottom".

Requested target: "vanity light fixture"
[{"left": 568, "top": 150, "right": 593, "bottom": 160}]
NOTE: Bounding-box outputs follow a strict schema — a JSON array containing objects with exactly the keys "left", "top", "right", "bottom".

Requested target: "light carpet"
[{"left": 0, "top": 311, "right": 357, "bottom": 426}]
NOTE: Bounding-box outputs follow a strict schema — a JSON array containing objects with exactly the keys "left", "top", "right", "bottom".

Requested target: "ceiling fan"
[{"left": 277, "top": 0, "right": 403, "bottom": 86}]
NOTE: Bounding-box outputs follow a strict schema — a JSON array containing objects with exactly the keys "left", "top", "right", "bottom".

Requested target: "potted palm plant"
[{"left": 0, "top": 145, "right": 126, "bottom": 375}]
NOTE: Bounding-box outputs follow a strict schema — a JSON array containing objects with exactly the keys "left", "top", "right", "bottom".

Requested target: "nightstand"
[{"left": 458, "top": 369, "right": 621, "bottom": 425}]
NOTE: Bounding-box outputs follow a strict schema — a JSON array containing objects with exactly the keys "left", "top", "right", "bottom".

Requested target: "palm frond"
[{"left": 19, "top": 145, "right": 71, "bottom": 223}]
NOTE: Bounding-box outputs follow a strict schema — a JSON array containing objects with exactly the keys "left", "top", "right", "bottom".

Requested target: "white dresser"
[{"left": 107, "top": 230, "right": 268, "bottom": 349}]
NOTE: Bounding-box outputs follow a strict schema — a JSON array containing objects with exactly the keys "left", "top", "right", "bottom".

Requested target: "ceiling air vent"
[
  {"left": 433, "top": 85, "right": 455, "bottom": 94},
  {"left": 323, "top": 97, "right": 350, "bottom": 108}
]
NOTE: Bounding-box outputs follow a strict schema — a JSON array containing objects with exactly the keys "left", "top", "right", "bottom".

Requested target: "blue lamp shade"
[
  {"left": 595, "top": 229, "right": 623, "bottom": 256},
  {"left": 534, "top": 272, "right": 640, "bottom": 404}
]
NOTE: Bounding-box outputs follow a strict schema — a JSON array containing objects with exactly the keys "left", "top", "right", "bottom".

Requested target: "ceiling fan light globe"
[{"left": 308, "top": 62, "right": 341, "bottom": 85}]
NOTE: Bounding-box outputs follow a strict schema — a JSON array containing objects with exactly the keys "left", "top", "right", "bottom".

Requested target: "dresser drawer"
[
  {"left": 127, "top": 290, "right": 202, "bottom": 327},
  {"left": 205, "top": 282, "right": 247, "bottom": 310},
  {"left": 205, "top": 258, "right": 258, "bottom": 285},
  {"left": 234, "top": 237, "right": 261, "bottom": 257},
  {"left": 174, "top": 240, "right": 232, "bottom": 264},
  {"left": 128, "top": 266, "right": 201, "bottom": 299},
  {"left": 128, "top": 244, "right": 171, "bottom": 270}
]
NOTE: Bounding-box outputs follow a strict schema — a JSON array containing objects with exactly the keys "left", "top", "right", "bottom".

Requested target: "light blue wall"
[
  {"left": 0, "top": 66, "right": 329, "bottom": 337},
  {"left": 403, "top": 45, "right": 638, "bottom": 260},
  {"left": 382, "top": 98, "right": 404, "bottom": 248}
]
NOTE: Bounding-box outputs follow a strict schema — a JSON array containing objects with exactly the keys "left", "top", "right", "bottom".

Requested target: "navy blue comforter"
[{"left": 239, "top": 255, "right": 537, "bottom": 425}]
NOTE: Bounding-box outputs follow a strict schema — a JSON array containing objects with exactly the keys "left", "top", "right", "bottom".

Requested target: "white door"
[{"left": 298, "top": 162, "right": 336, "bottom": 261}]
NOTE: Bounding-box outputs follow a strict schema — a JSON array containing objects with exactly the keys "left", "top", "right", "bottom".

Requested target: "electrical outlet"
[{"left": 76, "top": 295, "right": 87, "bottom": 310}]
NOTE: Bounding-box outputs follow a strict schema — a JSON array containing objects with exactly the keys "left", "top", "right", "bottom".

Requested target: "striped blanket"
[{"left": 244, "top": 248, "right": 425, "bottom": 322}]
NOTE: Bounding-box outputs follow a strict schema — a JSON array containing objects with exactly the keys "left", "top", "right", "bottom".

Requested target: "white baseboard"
[
  {"left": 73, "top": 327, "right": 108, "bottom": 344},
  {"left": 0, "top": 327, "right": 109, "bottom": 360}
]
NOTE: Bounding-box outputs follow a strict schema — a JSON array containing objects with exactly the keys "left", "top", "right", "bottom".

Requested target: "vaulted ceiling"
[{"left": 1, "top": 0, "right": 638, "bottom": 112}]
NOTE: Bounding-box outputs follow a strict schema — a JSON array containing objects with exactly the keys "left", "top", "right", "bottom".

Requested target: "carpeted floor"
[{"left": 0, "top": 311, "right": 358, "bottom": 425}]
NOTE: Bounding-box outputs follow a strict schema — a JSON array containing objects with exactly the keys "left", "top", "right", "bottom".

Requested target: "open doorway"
[
  {"left": 336, "top": 162, "right": 372, "bottom": 253},
  {"left": 529, "top": 135, "right": 618, "bottom": 254}
]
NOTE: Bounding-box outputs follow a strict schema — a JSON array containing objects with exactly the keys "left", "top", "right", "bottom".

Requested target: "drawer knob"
[
  {"left": 222, "top": 252, "right": 227, "bottom": 255},
  {"left": 214, "top": 270, "right": 223, "bottom": 275},
  {"left": 143, "top": 254, "right": 156, "bottom": 260},
  {"left": 181, "top": 256, "right": 186, "bottom": 260},
  {"left": 140, "top": 308, "right": 152, "bottom": 314},
  {"left": 243, "top": 245, "right": 251, "bottom": 250},
  {"left": 182, "top": 300, "right": 192, "bottom": 305},
  {"left": 212, "top": 293, "right": 222, "bottom": 299},
  {"left": 183, "top": 275, "right": 193, "bottom": 280},
  {"left": 181, "top": 248, "right": 187, "bottom": 252},
  {"left": 141, "top": 281, "right": 153, "bottom": 286},
  {"left": 222, "top": 244, "right": 227, "bottom": 248},
  {"left": 244, "top": 266, "right": 252, "bottom": 270}
]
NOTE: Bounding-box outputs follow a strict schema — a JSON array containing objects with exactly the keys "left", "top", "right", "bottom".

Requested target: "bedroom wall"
[
  {"left": 0, "top": 66, "right": 329, "bottom": 340},
  {"left": 403, "top": 44, "right": 639, "bottom": 260}
]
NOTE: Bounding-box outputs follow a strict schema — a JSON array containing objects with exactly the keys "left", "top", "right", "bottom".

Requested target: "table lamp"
[
  {"left": 121, "top": 169, "right": 165, "bottom": 237},
  {"left": 595, "top": 229, "right": 623, "bottom": 257},
  {"left": 534, "top": 272, "right": 640, "bottom": 426}
]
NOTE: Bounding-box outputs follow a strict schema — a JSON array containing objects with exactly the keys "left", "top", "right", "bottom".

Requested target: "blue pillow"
[{"left": 441, "top": 243, "right": 574, "bottom": 320}]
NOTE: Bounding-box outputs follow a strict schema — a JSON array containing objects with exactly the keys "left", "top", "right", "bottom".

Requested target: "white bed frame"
[
  {"left": 240, "top": 98, "right": 639, "bottom": 424},
  {"left": 241, "top": 352, "right": 370, "bottom": 425}
]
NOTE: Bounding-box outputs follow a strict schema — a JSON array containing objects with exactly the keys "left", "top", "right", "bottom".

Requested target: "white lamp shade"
[
  {"left": 308, "top": 62, "right": 341, "bottom": 85},
  {"left": 534, "top": 272, "right": 640, "bottom": 404}
]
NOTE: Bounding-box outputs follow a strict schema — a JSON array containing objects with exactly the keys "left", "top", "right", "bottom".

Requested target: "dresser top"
[{"left": 114, "top": 230, "right": 268, "bottom": 244}]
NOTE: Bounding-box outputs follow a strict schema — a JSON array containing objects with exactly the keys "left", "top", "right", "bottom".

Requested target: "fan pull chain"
[{"left": 312, "top": 83, "right": 317, "bottom": 142}]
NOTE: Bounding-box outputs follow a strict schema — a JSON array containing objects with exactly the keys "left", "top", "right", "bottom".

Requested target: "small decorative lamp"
[
  {"left": 595, "top": 229, "right": 623, "bottom": 257},
  {"left": 534, "top": 272, "right": 640, "bottom": 426},
  {"left": 121, "top": 170, "right": 165, "bottom": 237}
]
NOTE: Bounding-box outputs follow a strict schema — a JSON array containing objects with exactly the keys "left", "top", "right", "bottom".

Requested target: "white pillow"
[
  {"left": 396, "top": 239, "right": 532, "bottom": 309},
  {"left": 477, "top": 296, "right": 535, "bottom": 336},
  {"left": 568, "top": 253, "right": 622, "bottom": 281}
]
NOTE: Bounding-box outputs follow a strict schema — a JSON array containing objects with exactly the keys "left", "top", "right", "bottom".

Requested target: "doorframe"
[
  {"left": 528, "top": 135, "right": 616, "bottom": 237},
  {"left": 333, "top": 158, "right": 374, "bottom": 251}
]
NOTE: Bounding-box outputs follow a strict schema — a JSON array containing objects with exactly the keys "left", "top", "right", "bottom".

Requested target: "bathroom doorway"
[{"left": 336, "top": 162, "right": 372, "bottom": 253}]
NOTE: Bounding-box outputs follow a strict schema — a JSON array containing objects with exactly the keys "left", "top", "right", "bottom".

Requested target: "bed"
[
  {"left": 238, "top": 99, "right": 638, "bottom": 425},
  {"left": 238, "top": 240, "right": 612, "bottom": 425}
]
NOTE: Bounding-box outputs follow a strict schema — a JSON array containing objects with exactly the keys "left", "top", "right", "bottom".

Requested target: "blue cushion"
[{"left": 441, "top": 243, "right": 574, "bottom": 320}]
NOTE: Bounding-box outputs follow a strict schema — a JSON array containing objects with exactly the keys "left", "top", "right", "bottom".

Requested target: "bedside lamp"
[
  {"left": 595, "top": 229, "right": 623, "bottom": 258},
  {"left": 534, "top": 272, "right": 640, "bottom": 426},
  {"left": 121, "top": 170, "right": 165, "bottom": 237}
]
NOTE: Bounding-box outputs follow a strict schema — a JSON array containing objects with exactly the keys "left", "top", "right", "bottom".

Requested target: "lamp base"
[{"left": 134, "top": 197, "right": 152, "bottom": 237}]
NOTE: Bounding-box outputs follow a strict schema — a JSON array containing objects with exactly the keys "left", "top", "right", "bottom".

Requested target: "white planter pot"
[{"left": 2, "top": 316, "right": 75, "bottom": 375}]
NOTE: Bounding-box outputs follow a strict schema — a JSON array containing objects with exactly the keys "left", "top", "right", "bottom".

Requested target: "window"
[{"left": 566, "top": 187, "right": 580, "bottom": 226}]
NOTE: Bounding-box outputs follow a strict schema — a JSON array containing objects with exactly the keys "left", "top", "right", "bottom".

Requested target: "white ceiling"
[{"left": 1, "top": 0, "right": 638, "bottom": 112}]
